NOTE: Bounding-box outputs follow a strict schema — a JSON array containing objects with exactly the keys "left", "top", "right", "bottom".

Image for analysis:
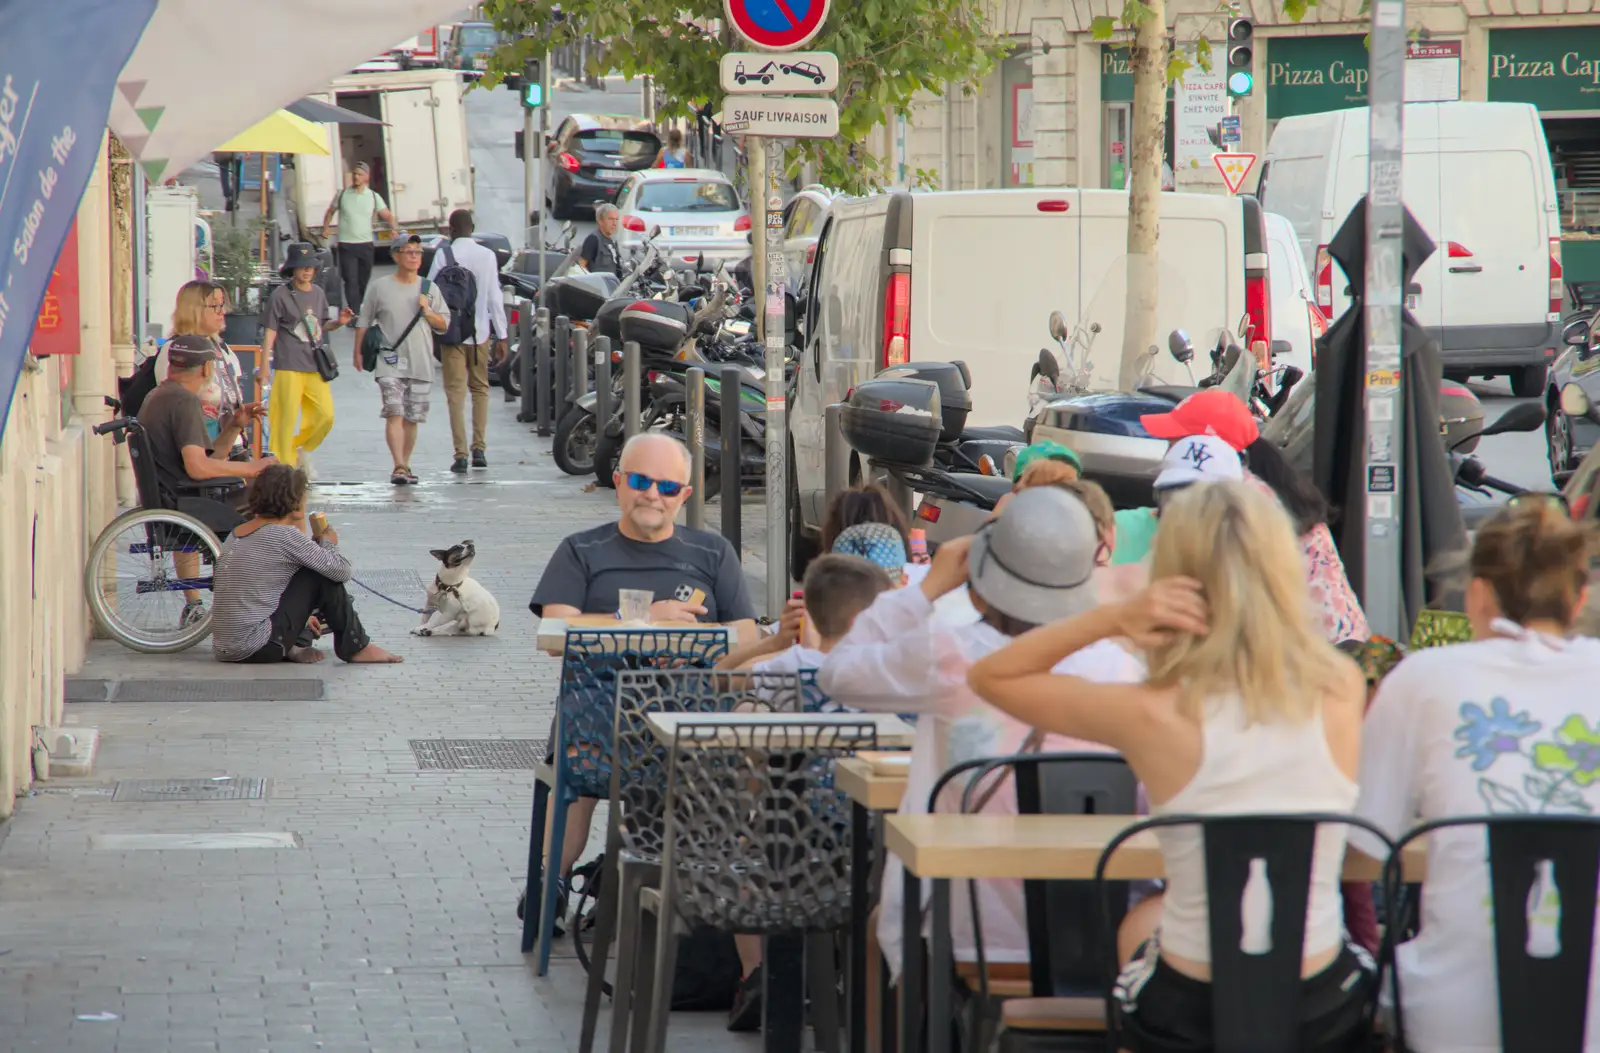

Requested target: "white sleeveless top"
[{"left": 1152, "top": 692, "right": 1358, "bottom": 964}]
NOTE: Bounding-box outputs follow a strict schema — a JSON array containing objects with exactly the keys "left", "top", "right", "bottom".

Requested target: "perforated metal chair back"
[
  {"left": 555, "top": 628, "right": 729, "bottom": 800},
  {"left": 1384, "top": 814, "right": 1600, "bottom": 1053},
  {"left": 1095, "top": 812, "right": 1395, "bottom": 1052},
  {"left": 609, "top": 669, "right": 807, "bottom": 862},
  {"left": 659, "top": 720, "right": 877, "bottom": 933}
]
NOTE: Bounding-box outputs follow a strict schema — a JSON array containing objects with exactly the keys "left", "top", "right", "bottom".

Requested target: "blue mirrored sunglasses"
[{"left": 625, "top": 472, "right": 685, "bottom": 498}]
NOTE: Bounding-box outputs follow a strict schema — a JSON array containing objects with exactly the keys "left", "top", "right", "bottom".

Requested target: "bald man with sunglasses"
[
  {"left": 529, "top": 433, "right": 755, "bottom": 627},
  {"left": 523, "top": 433, "right": 756, "bottom": 933}
]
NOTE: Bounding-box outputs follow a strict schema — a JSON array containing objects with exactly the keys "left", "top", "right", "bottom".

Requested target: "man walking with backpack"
[{"left": 428, "top": 209, "right": 508, "bottom": 473}]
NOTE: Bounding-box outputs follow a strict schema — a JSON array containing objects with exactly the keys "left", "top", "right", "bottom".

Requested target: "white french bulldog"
[{"left": 412, "top": 540, "right": 501, "bottom": 637}]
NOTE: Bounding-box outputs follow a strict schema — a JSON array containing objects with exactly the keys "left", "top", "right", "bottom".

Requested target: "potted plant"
[{"left": 211, "top": 218, "right": 269, "bottom": 346}]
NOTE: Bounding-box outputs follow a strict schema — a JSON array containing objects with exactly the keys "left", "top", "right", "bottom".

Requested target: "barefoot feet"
[{"left": 349, "top": 643, "right": 403, "bottom": 664}]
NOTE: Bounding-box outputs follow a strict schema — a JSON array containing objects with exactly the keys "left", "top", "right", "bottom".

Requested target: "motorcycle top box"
[
  {"left": 543, "top": 276, "right": 611, "bottom": 322},
  {"left": 841, "top": 378, "right": 945, "bottom": 468},
  {"left": 618, "top": 300, "right": 693, "bottom": 354},
  {"left": 593, "top": 296, "right": 638, "bottom": 342},
  {"left": 876, "top": 361, "right": 972, "bottom": 444}
]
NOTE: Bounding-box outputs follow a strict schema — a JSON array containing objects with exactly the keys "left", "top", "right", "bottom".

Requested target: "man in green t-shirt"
[{"left": 320, "top": 161, "right": 400, "bottom": 312}]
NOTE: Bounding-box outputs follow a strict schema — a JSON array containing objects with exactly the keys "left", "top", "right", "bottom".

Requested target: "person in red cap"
[{"left": 1138, "top": 388, "right": 1259, "bottom": 452}]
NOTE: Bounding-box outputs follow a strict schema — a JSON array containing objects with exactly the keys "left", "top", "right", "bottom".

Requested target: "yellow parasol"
[{"left": 213, "top": 109, "right": 330, "bottom": 155}]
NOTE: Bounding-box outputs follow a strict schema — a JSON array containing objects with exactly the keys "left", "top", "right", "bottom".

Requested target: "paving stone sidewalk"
[{"left": 0, "top": 325, "right": 770, "bottom": 1052}]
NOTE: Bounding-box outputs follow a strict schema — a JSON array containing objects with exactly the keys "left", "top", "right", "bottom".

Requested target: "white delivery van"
[
  {"left": 1265, "top": 210, "right": 1326, "bottom": 380},
  {"left": 1259, "top": 101, "right": 1561, "bottom": 396},
  {"left": 787, "top": 187, "right": 1255, "bottom": 546},
  {"left": 291, "top": 69, "right": 473, "bottom": 250}
]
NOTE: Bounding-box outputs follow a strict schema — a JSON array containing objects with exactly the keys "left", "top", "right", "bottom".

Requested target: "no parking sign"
[{"left": 724, "top": 0, "right": 830, "bottom": 51}]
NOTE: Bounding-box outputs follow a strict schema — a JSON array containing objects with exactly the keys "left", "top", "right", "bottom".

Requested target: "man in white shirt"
[{"left": 428, "top": 209, "right": 509, "bottom": 473}]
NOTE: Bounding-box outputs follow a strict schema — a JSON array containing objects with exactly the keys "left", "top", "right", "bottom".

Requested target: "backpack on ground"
[{"left": 432, "top": 243, "right": 477, "bottom": 351}]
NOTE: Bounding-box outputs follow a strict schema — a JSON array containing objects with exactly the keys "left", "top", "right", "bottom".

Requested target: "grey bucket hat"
[{"left": 968, "top": 485, "right": 1100, "bottom": 626}]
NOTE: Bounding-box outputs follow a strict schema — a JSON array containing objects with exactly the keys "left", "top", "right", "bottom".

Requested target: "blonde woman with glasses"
[
  {"left": 968, "top": 480, "right": 1371, "bottom": 1053},
  {"left": 156, "top": 280, "right": 253, "bottom": 454}
]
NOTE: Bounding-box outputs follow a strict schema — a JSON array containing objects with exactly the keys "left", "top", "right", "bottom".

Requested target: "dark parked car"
[
  {"left": 415, "top": 231, "right": 513, "bottom": 274},
  {"left": 1545, "top": 309, "right": 1600, "bottom": 483},
  {"left": 545, "top": 115, "right": 661, "bottom": 219}
]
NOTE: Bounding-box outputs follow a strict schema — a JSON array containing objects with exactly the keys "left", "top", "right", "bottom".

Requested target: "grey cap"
[
  {"left": 968, "top": 485, "right": 1099, "bottom": 625},
  {"left": 166, "top": 333, "right": 217, "bottom": 368}
]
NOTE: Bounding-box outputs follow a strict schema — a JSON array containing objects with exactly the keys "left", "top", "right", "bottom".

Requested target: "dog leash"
[{"left": 348, "top": 576, "right": 428, "bottom": 615}]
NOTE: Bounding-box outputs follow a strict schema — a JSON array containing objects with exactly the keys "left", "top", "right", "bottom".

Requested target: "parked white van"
[
  {"left": 1259, "top": 101, "right": 1562, "bottom": 396},
  {"left": 1265, "top": 210, "right": 1326, "bottom": 381},
  {"left": 787, "top": 187, "right": 1258, "bottom": 552}
]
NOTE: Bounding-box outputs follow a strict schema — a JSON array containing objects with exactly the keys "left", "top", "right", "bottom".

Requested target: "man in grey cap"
[
  {"left": 138, "top": 334, "right": 275, "bottom": 500},
  {"left": 320, "top": 161, "right": 400, "bottom": 311}
]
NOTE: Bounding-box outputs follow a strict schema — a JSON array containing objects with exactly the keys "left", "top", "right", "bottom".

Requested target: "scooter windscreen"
[{"left": 1069, "top": 254, "right": 1212, "bottom": 393}]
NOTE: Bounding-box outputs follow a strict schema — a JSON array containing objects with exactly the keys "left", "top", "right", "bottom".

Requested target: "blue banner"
[{"left": 0, "top": 0, "right": 157, "bottom": 427}]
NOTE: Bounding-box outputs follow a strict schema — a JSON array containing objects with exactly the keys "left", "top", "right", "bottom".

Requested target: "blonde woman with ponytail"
[{"left": 968, "top": 480, "right": 1371, "bottom": 1053}]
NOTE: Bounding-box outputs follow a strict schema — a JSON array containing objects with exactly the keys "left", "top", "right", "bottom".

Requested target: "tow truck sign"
[
  {"left": 720, "top": 52, "right": 839, "bottom": 93},
  {"left": 722, "top": 96, "right": 840, "bottom": 138}
]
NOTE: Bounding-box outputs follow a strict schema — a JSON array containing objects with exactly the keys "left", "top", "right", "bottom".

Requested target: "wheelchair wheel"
[{"left": 85, "top": 508, "right": 223, "bottom": 653}]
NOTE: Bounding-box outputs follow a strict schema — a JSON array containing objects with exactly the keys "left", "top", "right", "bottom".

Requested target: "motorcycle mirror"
[
  {"left": 1047, "top": 310, "right": 1070, "bottom": 343},
  {"left": 1482, "top": 400, "right": 1548, "bottom": 438},
  {"left": 1167, "top": 329, "right": 1194, "bottom": 364},
  {"left": 696, "top": 251, "right": 706, "bottom": 273},
  {"left": 1037, "top": 349, "right": 1060, "bottom": 382},
  {"left": 1237, "top": 313, "right": 1251, "bottom": 339},
  {"left": 1280, "top": 365, "right": 1305, "bottom": 390},
  {"left": 648, "top": 225, "right": 661, "bottom": 241},
  {"left": 1565, "top": 318, "right": 1592, "bottom": 347},
  {"left": 1271, "top": 339, "right": 1294, "bottom": 359},
  {"left": 1561, "top": 381, "right": 1594, "bottom": 420}
]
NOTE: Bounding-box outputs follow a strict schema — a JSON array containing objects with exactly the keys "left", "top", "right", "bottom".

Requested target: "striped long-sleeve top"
[{"left": 212, "top": 523, "right": 352, "bottom": 662}]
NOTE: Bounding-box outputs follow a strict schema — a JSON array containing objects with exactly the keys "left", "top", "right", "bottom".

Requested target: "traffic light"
[
  {"left": 1226, "top": 18, "right": 1254, "bottom": 96},
  {"left": 521, "top": 58, "right": 543, "bottom": 109}
]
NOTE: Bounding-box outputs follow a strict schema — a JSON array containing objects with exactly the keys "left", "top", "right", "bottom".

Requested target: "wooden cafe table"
[
  {"left": 886, "top": 813, "right": 1429, "bottom": 1053},
  {"left": 836, "top": 754, "right": 912, "bottom": 1053}
]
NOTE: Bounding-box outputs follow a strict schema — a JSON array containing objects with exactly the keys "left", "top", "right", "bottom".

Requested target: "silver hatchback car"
[{"left": 614, "top": 168, "right": 751, "bottom": 268}]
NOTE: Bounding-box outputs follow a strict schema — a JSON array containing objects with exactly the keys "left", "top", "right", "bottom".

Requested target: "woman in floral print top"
[{"left": 1352, "top": 500, "right": 1600, "bottom": 1052}]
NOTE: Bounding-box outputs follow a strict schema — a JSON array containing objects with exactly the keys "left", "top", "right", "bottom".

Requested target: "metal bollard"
[
  {"left": 622, "top": 341, "right": 642, "bottom": 442},
  {"left": 534, "top": 308, "right": 552, "bottom": 436},
  {"left": 593, "top": 336, "right": 612, "bottom": 452},
  {"left": 686, "top": 366, "right": 706, "bottom": 531},
  {"left": 881, "top": 466, "right": 914, "bottom": 525},
  {"left": 517, "top": 299, "right": 535, "bottom": 421},
  {"left": 551, "top": 315, "right": 571, "bottom": 418},
  {"left": 720, "top": 366, "right": 743, "bottom": 555},
  {"left": 824, "top": 403, "right": 850, "bottom": 506},
  {"left": 570, "top": 328, "right": 589, "bottom": 401}
]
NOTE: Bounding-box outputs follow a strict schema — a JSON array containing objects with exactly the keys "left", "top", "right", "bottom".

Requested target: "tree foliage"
[{"left": 477, "top": 0, "right": 1004, "bottom": 194}]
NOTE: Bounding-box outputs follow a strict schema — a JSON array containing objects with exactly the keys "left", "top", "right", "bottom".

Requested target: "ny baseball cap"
[
  {"left": 1153, "top": 433, "right": 1244, "bottom": 492},
  {"left": 166, "top": 334, "right": 217, "bottom": 368},
  {"left": 967, "top": 485, "right": 1099, "bottom": 625},
  {"left": 1140, "top": 389, "right": 1259, "bottom": 452}
]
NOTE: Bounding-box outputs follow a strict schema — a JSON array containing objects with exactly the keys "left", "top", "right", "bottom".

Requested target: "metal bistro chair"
[
  {"left": 1094, "top": 813, "right": 1396, "bottom": 1053},
  {"left": 1383, "top": 814, "right": 1600, "bottom": 1053},
  {"left": 635, "top": 719, "right": 876, "bottom": 1053},
  {"left": 521, "top": 628, "right": 730, "bottom": 974},
  {"left": 914, "top": 753, "right": 1137, "bottom": 1053},
  {"left": 577, "top": 668, "right": 811, "bottom": 1053}
]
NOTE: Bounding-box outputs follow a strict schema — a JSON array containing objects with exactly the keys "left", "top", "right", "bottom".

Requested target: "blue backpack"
[{"left": 432, "top": 243, "right": 478, "bottom": 347}]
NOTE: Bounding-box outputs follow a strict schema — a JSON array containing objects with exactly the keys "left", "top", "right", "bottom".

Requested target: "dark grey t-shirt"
[
  {"left": 138, "top": 380, "right": 211, "bottom": 498},
  {"left": 529, "top": 522, "right": 756, "bottom": 622},
  {"left": 265, "top": 284, "right": 330, "bottom": 373}
]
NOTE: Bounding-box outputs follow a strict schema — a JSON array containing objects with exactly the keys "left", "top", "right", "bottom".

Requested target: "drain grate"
[
  {"left": 65, "top": 679, "right": 111, "bottom": 703},
  {"left": 410, "top": 739, "right": 546, "bottom": 771},
  {"left": 112, "top": 777, "right": 268, "bottom": 802},
  {"left": 107, "top": 679, "right": 324, "bottom": 703}
]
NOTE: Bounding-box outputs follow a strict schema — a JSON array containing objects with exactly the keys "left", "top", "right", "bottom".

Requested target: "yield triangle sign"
[{"left": 1213, "top": 153, "right": 1257, "bottom": 194}]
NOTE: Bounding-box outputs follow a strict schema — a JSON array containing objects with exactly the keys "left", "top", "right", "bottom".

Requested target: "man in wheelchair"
[{"left": 137, "top": 335, "right": 276, "bottom": 623}]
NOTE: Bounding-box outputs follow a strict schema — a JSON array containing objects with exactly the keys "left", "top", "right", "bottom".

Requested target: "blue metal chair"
[
  {"left": 521, "top": 627, "right": 729, "bottom": 974},
  {"left": 1383, "top": 814, "right": 1600, "bottom": 1053}
]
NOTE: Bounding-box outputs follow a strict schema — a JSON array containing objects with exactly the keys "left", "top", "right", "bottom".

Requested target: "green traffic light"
[
  {"left": 1228, "top": 70, "right": 1253, "bottom": 96},
  {"left": 524, "top": 83, "right": 543, "bottom": 108}
]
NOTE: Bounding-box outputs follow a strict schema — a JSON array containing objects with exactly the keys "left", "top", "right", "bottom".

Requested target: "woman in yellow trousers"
[{"left": 261, "top": 244, "right": 351, "bottom": 477}]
